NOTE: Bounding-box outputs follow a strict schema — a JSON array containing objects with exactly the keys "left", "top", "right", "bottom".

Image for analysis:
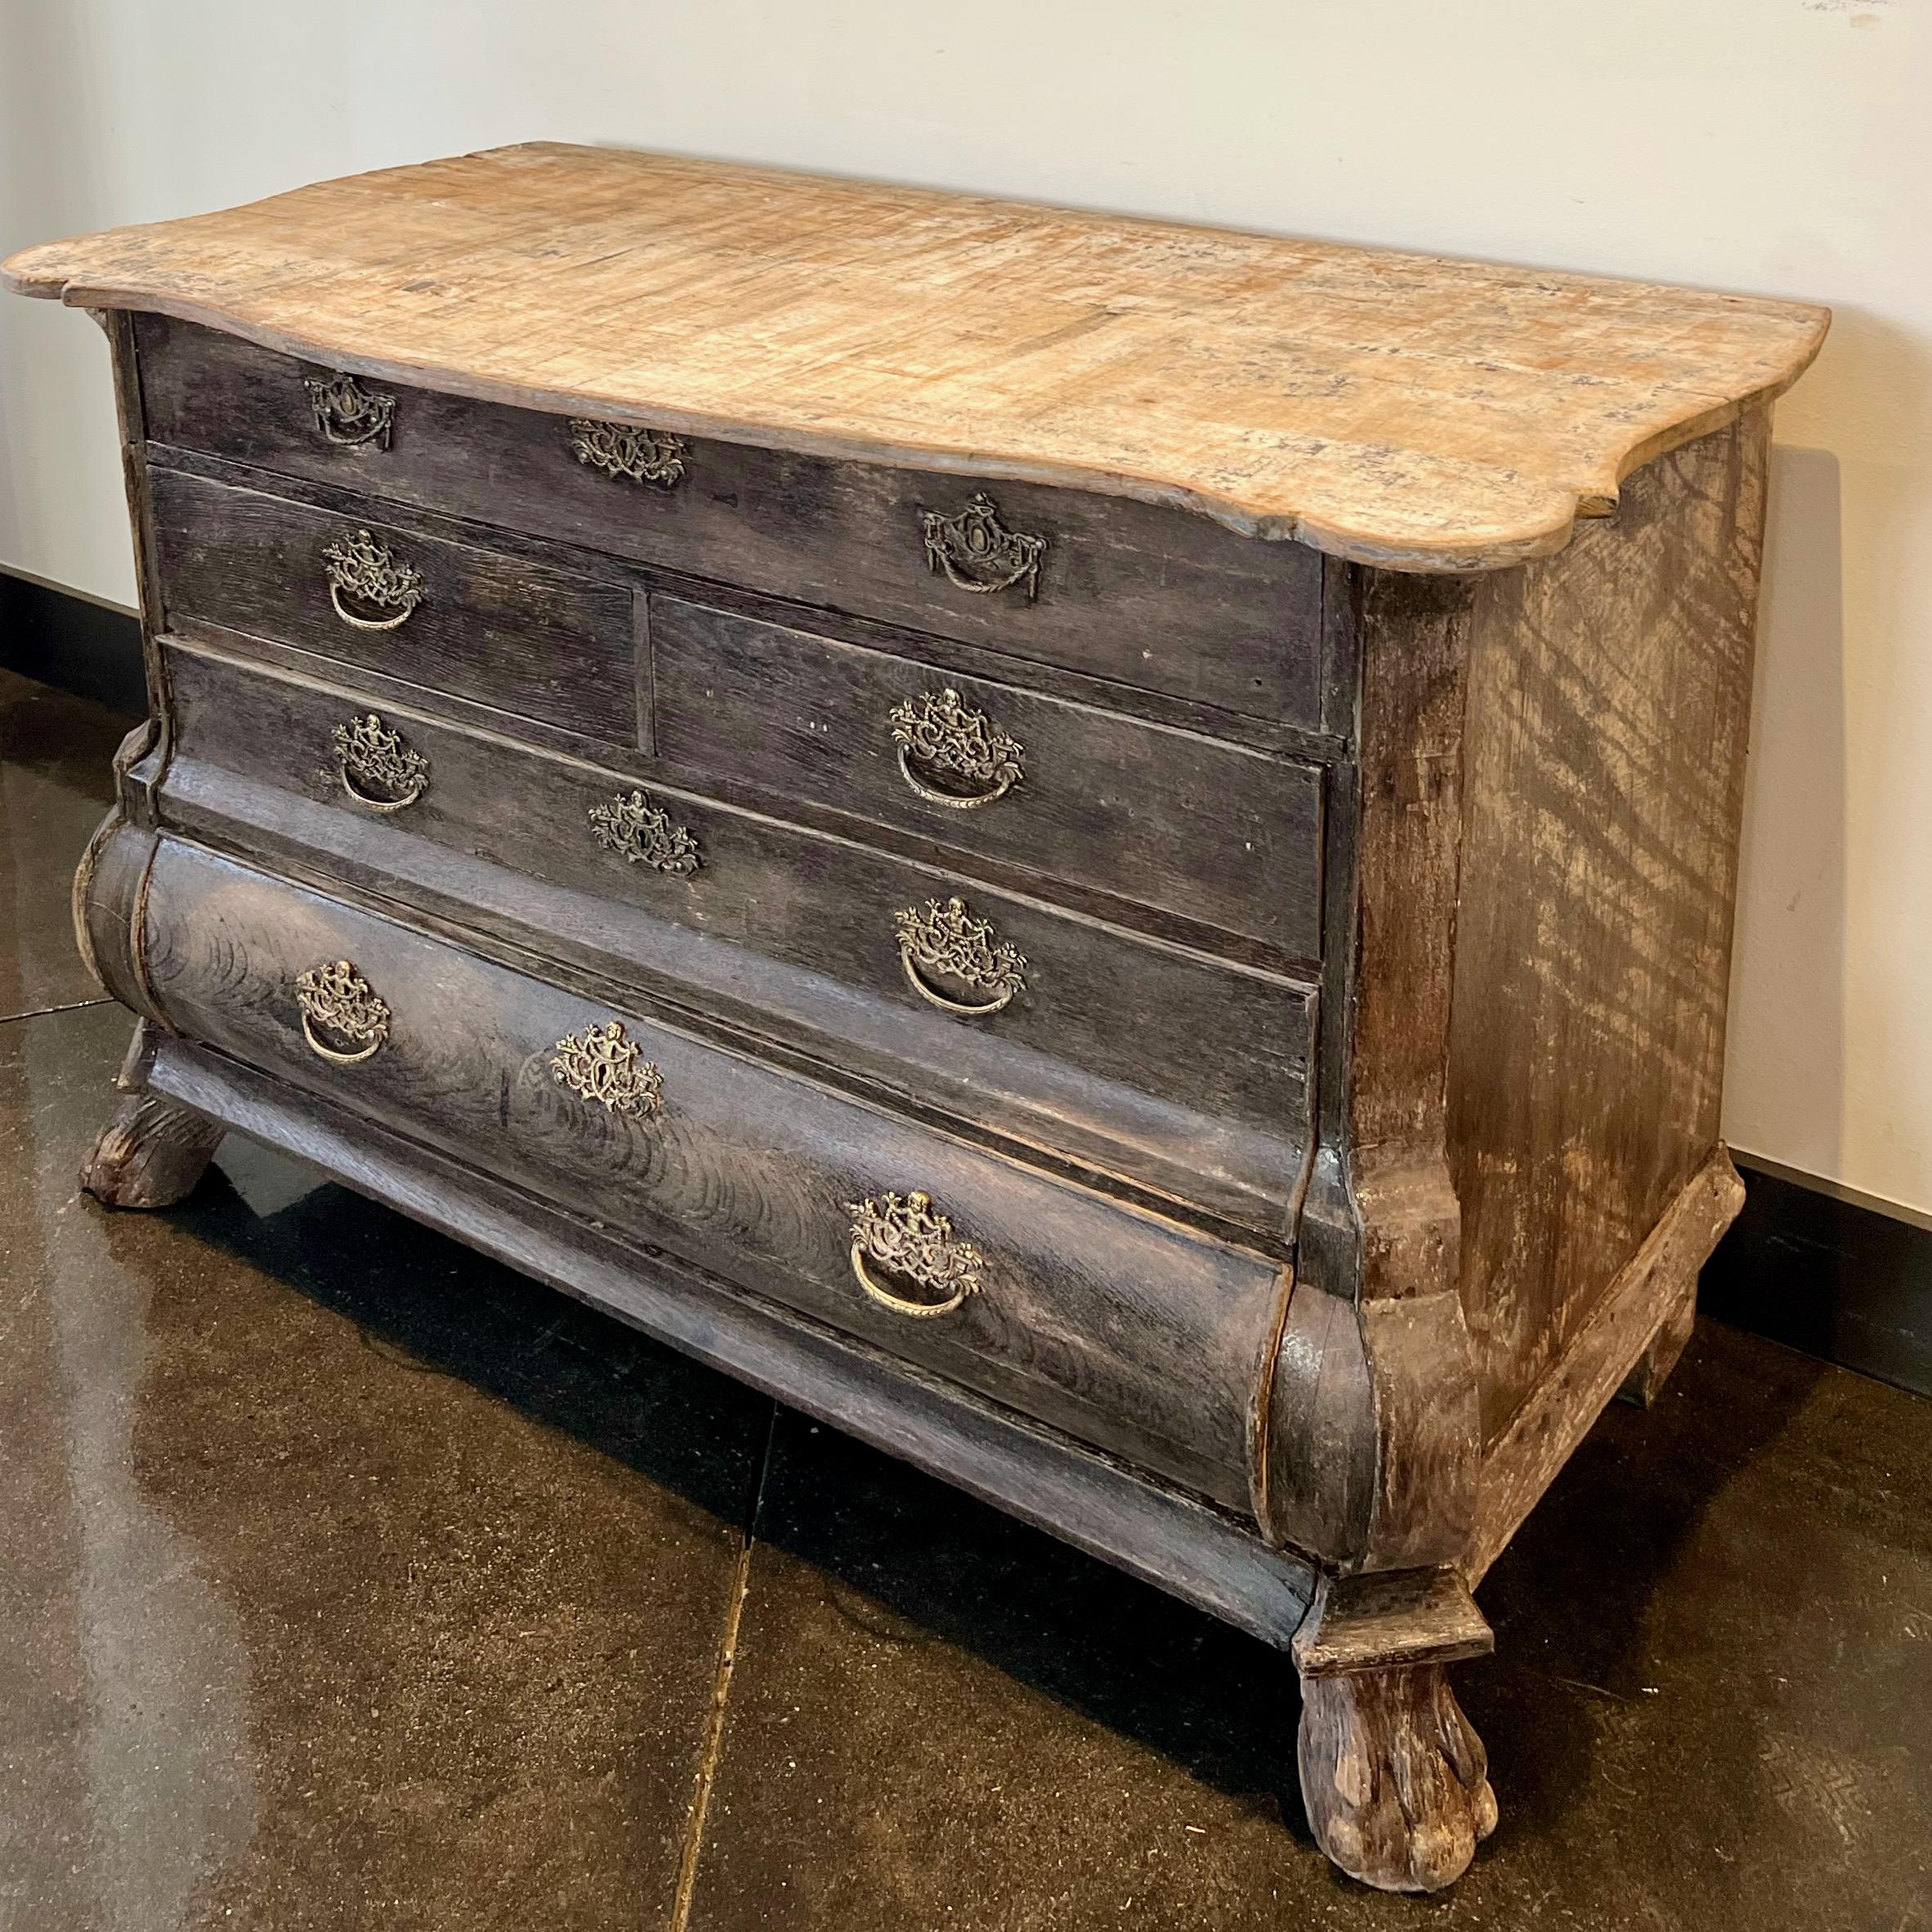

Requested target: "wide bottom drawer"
[{"left": 127, "top": 836, "right": 1287, "bottom": 1511}]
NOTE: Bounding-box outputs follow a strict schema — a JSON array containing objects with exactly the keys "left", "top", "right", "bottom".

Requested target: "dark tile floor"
[{"left": 2, "top": 664, "right": 1928, "bottom": 1930}]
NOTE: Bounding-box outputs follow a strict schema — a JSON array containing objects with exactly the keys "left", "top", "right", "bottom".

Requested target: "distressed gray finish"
[
  {"left": 134, "top": 313, "right": 1328, "bottom": 725},
  {"left": 158, "top": 637, "right": 1316, "bottom": 1237},
  {"left": 150, "top": 465, "right": 637, "bottom": 741},
  {"left": 141, "top": 1023, "right": 1325, "bottom": 1651},
  {"left": 114, "top": 831, "right": 1292, "bottom": 1510},
  {"left": 651, "top": 596, "right": 1325, "bottom": 959}
]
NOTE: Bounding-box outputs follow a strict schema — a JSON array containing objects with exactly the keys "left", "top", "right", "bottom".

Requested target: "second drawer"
[{"left": 160, "top": 640, "right": 1317, "bottom": 1236}]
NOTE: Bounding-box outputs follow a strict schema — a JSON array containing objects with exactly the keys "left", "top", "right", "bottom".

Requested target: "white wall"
[{"left": 3, "top": 0, "right": 1928, "bottom": 1214}]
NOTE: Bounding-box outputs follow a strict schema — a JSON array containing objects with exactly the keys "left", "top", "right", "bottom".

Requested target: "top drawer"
[{"left": 133, "top": 314, "right": 1326, "bottom": 727}]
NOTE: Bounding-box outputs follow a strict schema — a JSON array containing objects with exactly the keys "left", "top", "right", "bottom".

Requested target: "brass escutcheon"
[
  {"left": 888, "top": 686, "right": 1025, "bottom": 810},
  {"left": 303, "top": 370, "right": 396, "bottom": 449},
  {"left": 294, "top": 959, "right": 391, "bottom": 1064},
  {"left": 919, "top": 492, "right": 1046, "bottom": 600},
  {"left": 333, "top": 711, "right": 428, "bottom": 812},
  {"left": 549, "top": 1018, "right": 664, "bottom": 1117},
  {"left": 845, "top": 1190, "right": 984, "bottom": 1318},
  {"left": 588, "top": 789, "right": 701, "bottom": 874},
  {"left": 894, "top": 896, "right": 1027, "bottom": 1017},
  {"left": 322, "top": 529, "right": 424, "bottom": 632},
  {"left": 567, "top": 418, "right": 686, "bottom": 488}
]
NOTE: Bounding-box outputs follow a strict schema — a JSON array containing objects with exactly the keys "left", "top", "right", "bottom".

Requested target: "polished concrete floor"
[{"left": 2, "top": 665, "right": 1928, "bottom": 1930}]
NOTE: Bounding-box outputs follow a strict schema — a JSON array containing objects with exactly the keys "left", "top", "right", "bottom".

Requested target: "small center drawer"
[
  {"left": 133, "top": 313, "right": 1326, "bottom": 727},
  {"left": 651, "top": 597, "right": 1325, "bottom": 960},
  {"left": 133, "top": 837, "right": 1287, "bottom": 1511},
  {"left": 149, "top": 466, "right": 638, "bottom": 743}
]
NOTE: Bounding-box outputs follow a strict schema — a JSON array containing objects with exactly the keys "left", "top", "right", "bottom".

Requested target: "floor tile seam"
[
  {"left": 668, "top": 1402, "right": 778, "bottom": 1931},
  {"left": 0, "top": 997, "right": 112, "bottom": 1028}
]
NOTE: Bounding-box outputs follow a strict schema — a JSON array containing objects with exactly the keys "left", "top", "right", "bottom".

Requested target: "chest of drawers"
[{"left": 7, "top": 145, "right": 1827, "bottom": 1894}]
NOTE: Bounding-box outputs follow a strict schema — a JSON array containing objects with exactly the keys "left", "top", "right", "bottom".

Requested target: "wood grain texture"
[
  {"left": 5, "top": 144, "right": 1827, "bottom": 570},
  {"left": 147, "top": 437, "right": 1338, "bottom": 771},
  {"left": 651, "top": 595, "right": 1326, "bottom": 960},
  {"left": 1293, "top": 1570, "right": 1496, "bottom": 1894},
  {"left": 99, "top": 310, "right": 167, "bottom": 741},
  {"left": 20, "top": 146, "right": 1828, "bottom": 1895},
  {"left": 1290, "top": 1567, "right": 1492, "bottom": 1677},
  {"left": 122, "top": 828, "right": 1290, "bottom": 1511},
  {"left": 1616, "top": 1275, "right": 1698, "bottom": 1408},
  {"left": 1263, "top": 573, "right": 1482, "bottom": 1572},
  {"left": 1448, "top": 414, "right": 1769, "bottom": 1446},
  {"left": 159, "top": 636, "right": 1317, "bottom": 1237},
  {"left": 72, "top": 811, "right": 163, "bottom": 1025},
  {"left": 81, "top": 1088, "right": 226, "bottom": 1208},
  {"left": 1469, "top": 1146, "right": 1745, "bottom": 1581},
  {"left": 1263, "top": 418, "right": 1773, "bottom": 1589},
  {"left": 1296, "top": 1663, "right": 1497, "bottom": 1893},
  {"left": 149, "top": 465, "right": 637, "bottom": 743},
  {"left": 135, "top": 314, "right": 1326, "bottom": 724}
]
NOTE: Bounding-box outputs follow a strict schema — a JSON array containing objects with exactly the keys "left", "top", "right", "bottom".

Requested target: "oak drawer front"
[
  {"left": 138, "top": 838, "right": 1284, "bottom": 1508},
  {"left": 652, "top": 597, "right": 1324, "bottom": 960},
  {"left": 149, "top": 466, "right": 637, "bottom": 742},
  {"left": 161, "top": 640, "right": 1314, "bottom": 1235},
  {"left": 135, "top": 314, "right": 1324, "bottom": 726}
]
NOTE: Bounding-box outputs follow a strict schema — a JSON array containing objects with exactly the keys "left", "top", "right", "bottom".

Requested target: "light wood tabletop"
[{"left": 5, "top": 142, "right": 1828, "bottom": 570}]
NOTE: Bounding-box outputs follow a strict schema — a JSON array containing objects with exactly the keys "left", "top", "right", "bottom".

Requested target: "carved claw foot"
[
  {"left": 1290, "top": 1569, "right": 1497, "bottom": 1892},
  {"left": 81, "top": 1090, "right": 225, "bottom": 1209},
  {"left": 1298, "top": 1661, "right": 1497, "bottom": 1892}
]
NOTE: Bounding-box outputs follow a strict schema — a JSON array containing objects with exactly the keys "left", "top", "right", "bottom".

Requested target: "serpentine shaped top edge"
[{"left": 3, "top": 141, "right": 1829, "bottom": 571}]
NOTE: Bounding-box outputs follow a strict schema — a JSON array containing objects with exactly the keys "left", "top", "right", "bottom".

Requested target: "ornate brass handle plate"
[
  {"left": 895, "top": 896, "right": 1027, "bottom": 1016},
  {"left": 323, "top": 529, "right": 425, "bottom": 632},
  {"left": 588, "top": 789, "right": 701, "bottom": 874},
  {"left": 333, "top": 711, "right": 428, "bottom": 812},
  {"left": 295, "top": 959, "right": 391, "bottom": 1064},
  {"left": 888, "top": 687, "right": 1025, "bottom": 809},
  {"left": 568, "top": 418, "right": 687, "bottom": 489},
  {"left": 845, "top": 1190, "right": 984, "bottom": 1318},
  {"left": 302, "top": 370, "right": 396, "bottom": 449},
  {"left": 550, "top": 1019, "right": 664, "bottom": 1117},
  {"left": 920, "top": 492, "right": 1046, "bottom": 600}
]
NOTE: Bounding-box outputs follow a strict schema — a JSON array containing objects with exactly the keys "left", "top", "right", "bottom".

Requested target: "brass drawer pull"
[
  {"left": 550, "top": 1019, "right": 664, "bottom": 1117},
  {"left": 295, "top": 959, "right": 391, "bottom": 1064},
  {"left": 895, "top": 897, "right": 1027, "bottom": 1016},
  {"left": 588, "top": 789, "right": 701, "bottom": 874},
  {"left": 302, "top": 370, "right": 395, "bottom": 449},
  {"left": 568, "top": 418, "right": 686, "bottom": 489},
  {"left": 333, "top": 711, "right": 428, "bottom": 812},
  {"left": 920, "top": 492, "right": 1045, "bottom": 600},
  {"left": 846, "top": 1190, "right": 983, "bottom": 1318},
  {"left": 323, "top": 529, "right": 425, "bottom": 632},
  {"left": 888, "top": 687, "right": 1025, "bottom": 809}
]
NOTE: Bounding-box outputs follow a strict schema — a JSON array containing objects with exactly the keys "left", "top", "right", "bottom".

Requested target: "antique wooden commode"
[{"left": 7, "top": 146, "right": 1826, "bottom": 1891}]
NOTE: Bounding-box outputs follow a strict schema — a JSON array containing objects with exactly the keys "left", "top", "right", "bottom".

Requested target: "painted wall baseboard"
[
  {"left": 0, "top": 566, "right": 145, "bottom": 718},
  {"left": 4, "top": 566, "right": 1928, "bottom": 1401},
  {"left": 1706, "top": 1156, "right": 1930, "bottom": 1400}
]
